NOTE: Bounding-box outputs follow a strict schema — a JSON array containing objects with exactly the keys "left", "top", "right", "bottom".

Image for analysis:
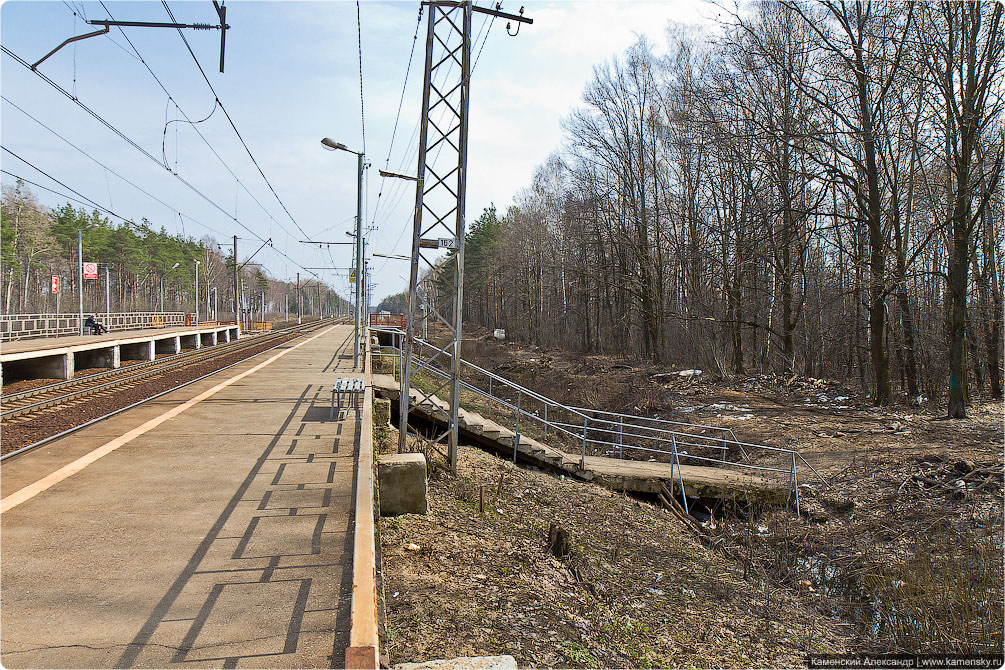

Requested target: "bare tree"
[{"left": 918, "top": 1, "right": 1003, "bottom": 417}]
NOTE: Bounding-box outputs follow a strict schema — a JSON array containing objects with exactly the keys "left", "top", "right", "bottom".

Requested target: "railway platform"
[
  {"left": 1, "top": 324, "right": 241, "bottom": 383},
  {"left": 1, "top": 323, "right": 368, "bottom": 668}
]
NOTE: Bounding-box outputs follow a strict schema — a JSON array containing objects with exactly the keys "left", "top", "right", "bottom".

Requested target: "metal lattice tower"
[{"left": 398, "top": 0, "right": 531, "bottom": 474}]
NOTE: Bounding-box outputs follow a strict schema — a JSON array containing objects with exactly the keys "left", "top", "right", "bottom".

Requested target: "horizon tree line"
[{"left": 447, "top": 1, "right": 1001, "bottom": 419}]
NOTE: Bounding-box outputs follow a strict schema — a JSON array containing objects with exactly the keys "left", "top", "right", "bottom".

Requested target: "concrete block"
[
  {"left": 36, "top": 352, "right": 73, "bottom": 379},
  {"left": 394, "top": 656, "right": 517, "bottom": 670},
  {"left": 373, "top": 397, "right": 391, "bottom": 427},
  {"left": 180, "top": 334, "right": 200, "bottom": 350},
  {"left": 155, "top": 336, "right": 181, "bottom": 355},
  {"left": 377, "top": 453, "right": 427, "bottom": 516}
]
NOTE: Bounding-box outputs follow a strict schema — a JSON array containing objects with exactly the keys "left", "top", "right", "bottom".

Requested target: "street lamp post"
[
  {"left": 160, "top": 262, "right": 180, "bottom": 313},
  {"left": 194, "top": 260, "right": 200, "bottom": 325},
  {"left": 103, "top": 264, "right": 113, "bottom": 323},
  {"left": 77, "top": 223, "right": 99, "bottom": 334},
  {"left": 322, "top": 137, "right": 365, "bottom": 369}
]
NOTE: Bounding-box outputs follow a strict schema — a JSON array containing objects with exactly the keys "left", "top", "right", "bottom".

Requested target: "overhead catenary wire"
[
  {"left": 161, "top": 0, "right": 315, "bottom": 244},
  {"left": 0, "top": 45, "right": 319, "bottom": 281},
  {"left": 2, "top": 170, "right": 125, "bottom": 217},
  {"left": 95, "top": 1, "right": 289, "bottom": 241},
  {"left": 3, "top": 95, "right": 228, "bottom": 238},
  {"left": 61, "top": 0, "right": 139, "bottom": 61},
  {"left": 4, "top": 145, "right": 114, "bottom": 214},
  {"left": 1, "top": 152, "right": 133, "bottom": 225},
  {"left": 2, "top": 45, "right": 162, "bottom": 166},
  {"left": 374, "top": 5, "right": 495, "bottom": 274}
]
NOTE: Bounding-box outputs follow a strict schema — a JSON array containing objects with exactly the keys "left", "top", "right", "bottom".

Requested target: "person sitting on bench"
[{"left": 84, "top": 313, "right": 107, "bottom": 335}]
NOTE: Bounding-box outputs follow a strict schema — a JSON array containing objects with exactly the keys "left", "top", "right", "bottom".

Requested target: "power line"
[
  {"left": 368, "top": 5, "right": 422, "bottom": 244},
  {"left": 4, "top": 46, "right": 261, "bottom": 241},
  {"left": 373, "top": 2, "right": 500, "bottom": 280},
  {"left": 2, "top": 45, "right": 320, "bottom": 282},
  {"left": 370, "top": 16, "right": 465, "bottom": 236},
  {"left": 356, "top": 0, "right": 367, "bottom": 158},
  {"left": 96, "top": 1, "right": 288, "bottom": 240},
  {"left": 2, "top": 94, "right": 228, "bottom": 238},
  {"left": 2, "top": 170, "right": 120, "bottom": 216},
  {"left": 372, "top": 34, "right": 473, "bottom": 273},
  {"left": 161, "top": 0, "right": 314, "bottom": 243},
  {"left": 1, "top": 148, "right": 132, "bottom": 223},
  {"left": 471, "top": 1, "right": 499, "bottom": 74},
  {"left": 2, "top": 46, "right": 163, "bottom": 166}
]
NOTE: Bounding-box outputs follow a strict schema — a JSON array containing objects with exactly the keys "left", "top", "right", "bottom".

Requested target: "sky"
[{"left": 1, "top": 0, "right": 718, "bottom": 303}]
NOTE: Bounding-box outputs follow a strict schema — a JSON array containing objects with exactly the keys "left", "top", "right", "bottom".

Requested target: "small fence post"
[
  {"left": 488, "top": 377, "right": 493, "bottom": 419},
  {"left": 580, "top": 416, "right": 588, "bottom": 469},
  {"left": 543, "top": 404, "right": 548, "bottom": 441},
  {"left": 619, "top": 415, "right": 624, "bottom": 459},
  {"left": 515, "top": 390, "right": 521, "bottom": 442},
  {"left": 789, "top": 451, "right": 800, "bottom": 516},
  {"left": 671, "top": 434, "right": 689, "bottom": 515}
]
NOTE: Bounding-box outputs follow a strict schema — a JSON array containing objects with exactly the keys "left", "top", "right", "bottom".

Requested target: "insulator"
[{"left": 191, "top": 23, "right": 213, "bottom": 30}]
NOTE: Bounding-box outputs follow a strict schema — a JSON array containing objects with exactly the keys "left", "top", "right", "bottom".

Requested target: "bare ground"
[
  {"left": 376, "top": 324, "right": 1004, "bottom": 666},
  {"left": 378, "top": 434, "right": 852, "bottom": 668}
]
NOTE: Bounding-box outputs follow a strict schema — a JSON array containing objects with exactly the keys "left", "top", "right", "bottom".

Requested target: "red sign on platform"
[
  {"left": 83, "top": 262, "right": 98, "bottom": 279},
  {"left": 51, "top": 275, "right": 59, "bottom": 293}
]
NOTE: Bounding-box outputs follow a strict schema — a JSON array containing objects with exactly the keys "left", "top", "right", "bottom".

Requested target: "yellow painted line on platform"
[{"left": 1, "top": 325, "right": 338, "bottom": 514}]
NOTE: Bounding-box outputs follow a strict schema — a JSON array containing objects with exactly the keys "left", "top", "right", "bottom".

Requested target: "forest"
[
  {"left": 0, "top": 181, "right": 344, "bottom": 321},
  {"left": 451, "top": 1, "right": 1002, "bottom": 418}
]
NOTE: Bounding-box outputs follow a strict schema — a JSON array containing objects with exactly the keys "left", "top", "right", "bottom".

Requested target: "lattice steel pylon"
[{"left": 398, "top": 0, "right": 531, "bottom": 474}]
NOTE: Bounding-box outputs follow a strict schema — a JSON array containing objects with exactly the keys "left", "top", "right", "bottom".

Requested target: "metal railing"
[
  {"left": 371, "top": 328, "right": 827, "bottom": 515},
  {"left": 0, "top": 312, "right": 187, "bottom": 342},
  {"left": 368, "top": 313, "right": 405, "bottom": 329}
]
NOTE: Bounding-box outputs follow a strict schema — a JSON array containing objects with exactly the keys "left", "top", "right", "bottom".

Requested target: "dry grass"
[
  {"left": 380, "top": 324, "right": 1004, "bottom": 660},
  {"left": 379, "top": 440, "right": 853, "bottom": 668}
]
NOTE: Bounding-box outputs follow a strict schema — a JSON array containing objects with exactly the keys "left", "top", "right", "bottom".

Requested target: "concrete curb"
[{"left": 346, "top": 330, "right": 380, "bottom": 668}]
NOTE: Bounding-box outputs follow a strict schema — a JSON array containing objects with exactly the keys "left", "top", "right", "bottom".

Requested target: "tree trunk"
[{"left": 947, "top": 227, "right": 970, "bottom": 417}]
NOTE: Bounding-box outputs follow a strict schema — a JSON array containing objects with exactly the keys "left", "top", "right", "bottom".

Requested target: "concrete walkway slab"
[{"left": 1, "top": 324, "right": 362, "bottom": 669}]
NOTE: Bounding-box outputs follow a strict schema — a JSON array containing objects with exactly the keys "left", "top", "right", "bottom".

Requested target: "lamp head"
[
  {"left": 171, "top": 262, "right": 180, "bottom": 269},
  {"left": 321, "top": 138, "right": 347, "bottom": 152}
]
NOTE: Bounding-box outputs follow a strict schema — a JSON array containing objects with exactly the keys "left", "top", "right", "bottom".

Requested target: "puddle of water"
[
  {"left": 793, "top": 554, "right": 998, "bottom": 646},
  {"left": 796, "top": 555, "right": 900, "bottom": 639}
]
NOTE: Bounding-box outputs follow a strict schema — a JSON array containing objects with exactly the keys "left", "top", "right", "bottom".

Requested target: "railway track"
[{"left": 1, "top": 320, "right": 338, "bottom": 458}]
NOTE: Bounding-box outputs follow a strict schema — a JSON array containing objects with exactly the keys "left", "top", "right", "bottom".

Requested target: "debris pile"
[{"left": 900, "top": 454, "right": 1004, "bottom": 500}]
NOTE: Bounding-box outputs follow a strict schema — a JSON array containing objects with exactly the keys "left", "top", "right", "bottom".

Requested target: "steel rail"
[
  {"left": 3, "top": 336, "right": 243, "bottom": 407},
  {"left": 0, "top": 321, "right": 334, "bottom": 462},
  {"left": 2, "top": 322, "right": 327, "bottom": 422},
  {"left": 2, "top": 327, "right": 284, "bottom": 407}
]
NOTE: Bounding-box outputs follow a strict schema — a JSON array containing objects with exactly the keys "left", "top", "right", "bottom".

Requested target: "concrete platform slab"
[{"left": 1, "top": 324, "right": 361, "bottom": 669}]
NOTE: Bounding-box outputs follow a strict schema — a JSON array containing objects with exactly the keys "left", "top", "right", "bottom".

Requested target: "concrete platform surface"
[{"left": 1, "top": 324, "right": 362, "bottom": 669}]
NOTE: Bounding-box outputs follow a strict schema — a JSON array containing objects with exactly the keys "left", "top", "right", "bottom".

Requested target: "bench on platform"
[{"left": 331, "top": 377, "right": 364, "bottom": 419}]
